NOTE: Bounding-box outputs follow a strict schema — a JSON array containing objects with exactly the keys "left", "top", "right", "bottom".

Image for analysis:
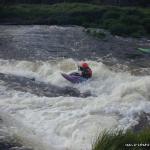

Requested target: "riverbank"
[{"left": 0, "top": 3, "right": 150, "bottom": 37}]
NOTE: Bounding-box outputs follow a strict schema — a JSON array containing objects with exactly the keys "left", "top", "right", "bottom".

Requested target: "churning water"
[{"left": 0, "top": 26, "right": 150, "bottom": 150}]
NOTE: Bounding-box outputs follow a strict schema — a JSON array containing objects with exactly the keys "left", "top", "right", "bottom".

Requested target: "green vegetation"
[
  {"left": 0, "top": 3, "right": 150, "bottom": 37},
  {"left": 1, "top": 0, "right": 149, "bottom": 7},
  {"left": 92, "top": 128, "right": 150, "bottom": 150},
  {"left": 85, "top": 28, "right": 106, "bottom": 39}
]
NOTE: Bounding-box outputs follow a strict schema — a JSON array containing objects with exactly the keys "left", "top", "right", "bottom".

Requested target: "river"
[{"left": 0, "top": 25, "right": 150, "bottom": 150}]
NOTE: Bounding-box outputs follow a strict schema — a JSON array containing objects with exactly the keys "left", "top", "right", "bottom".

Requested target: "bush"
[
  {"left": 120, "top": 15, "right": 142, "bottom": 25},
  {"left": 109, "top": 23, "right": 129, "bottom": 36},
  {"left": 130, "top": 25, "right": 146, "bottom": 37},
  {"left": 109, "top": 23, "right": 145, "bottom": 37},
  {"left": 70, "top": 11, "right": 102, "bottom": 24},
  {"left": 142, "top": 18, "right": 150, "bottom": 34},
  {"left": 102, "top": 19, "right": 118, "bottom": 29},
  {"left": 123, "top": 8, "right": 144, "bottom": 18},
  {"left": 102, "top": 10, "right": 121, "bottom": 20}
]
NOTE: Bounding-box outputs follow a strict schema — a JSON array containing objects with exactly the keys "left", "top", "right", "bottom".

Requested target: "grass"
[
  {"left": 92, "top": 128, "right": 150, "bottom": 150},
  {"left": 0, "top": 3, "right": 150, "bottom": 37}
]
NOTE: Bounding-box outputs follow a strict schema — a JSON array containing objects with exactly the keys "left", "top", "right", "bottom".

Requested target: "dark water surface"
[{"left": 0, "top": 25, "right": 150, "bottom": 69}]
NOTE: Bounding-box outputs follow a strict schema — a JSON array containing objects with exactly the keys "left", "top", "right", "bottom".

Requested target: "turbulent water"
[{"left": 0, "top": 25, "right": 150, "bottom": 150}]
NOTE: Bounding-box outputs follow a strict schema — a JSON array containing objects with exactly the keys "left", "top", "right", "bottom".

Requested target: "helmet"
[{"left": 81, "top": 62, "right": 89, "bottom": 68}]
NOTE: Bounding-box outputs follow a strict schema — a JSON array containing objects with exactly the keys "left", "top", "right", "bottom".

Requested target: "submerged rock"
[
  {"left": 132, "top": 112, "right": 150, "bottom": 132},
  {"left": 0, "top": 73, "right": 91, "bottom": 98}
]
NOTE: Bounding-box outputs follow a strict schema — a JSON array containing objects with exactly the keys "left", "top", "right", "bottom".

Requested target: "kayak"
[
  {"left": 61, "top": 73, "right": 87, "bottom": 84},
  {"left": 138, "top": 48, "right": 150, "bottom": 53}
]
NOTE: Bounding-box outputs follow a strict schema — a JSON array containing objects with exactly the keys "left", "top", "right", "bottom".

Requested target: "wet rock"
[
  {"left": 132, "top": 112, "right": 150, "bottom": 132},
  {"left": 0, "top": 73, "right": 91, "bottom": 98}
]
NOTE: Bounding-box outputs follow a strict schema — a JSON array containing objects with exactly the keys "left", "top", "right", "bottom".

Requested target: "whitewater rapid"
[{"left": 0, "top": 58, "right": 150, "bottom": 150}]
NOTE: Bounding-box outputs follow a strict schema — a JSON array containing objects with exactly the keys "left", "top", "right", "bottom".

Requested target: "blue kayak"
[{"left": 61, "top": 72, "right": 87, "bottom": 84}]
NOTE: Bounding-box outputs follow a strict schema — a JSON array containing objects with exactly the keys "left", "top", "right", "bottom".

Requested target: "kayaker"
[
  {"left": 78, "top": 62, "right": 92, "bottom": 79},
  {"left": 62, "top": 62, "right": 92, "bottom": 83}
]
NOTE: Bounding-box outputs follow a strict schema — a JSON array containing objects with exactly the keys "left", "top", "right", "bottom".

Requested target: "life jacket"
[{"left": 80, "top": 67, "right": 92, "bottom": 78}]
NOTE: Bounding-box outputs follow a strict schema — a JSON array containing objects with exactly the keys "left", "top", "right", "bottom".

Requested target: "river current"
[{"left": 0, "top": 25, "right": 150, "bottom": 150}]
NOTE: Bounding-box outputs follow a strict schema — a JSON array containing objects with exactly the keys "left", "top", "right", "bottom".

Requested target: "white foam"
[{"left": 0, "top": 58, "right": 150, "bottom": 150}]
